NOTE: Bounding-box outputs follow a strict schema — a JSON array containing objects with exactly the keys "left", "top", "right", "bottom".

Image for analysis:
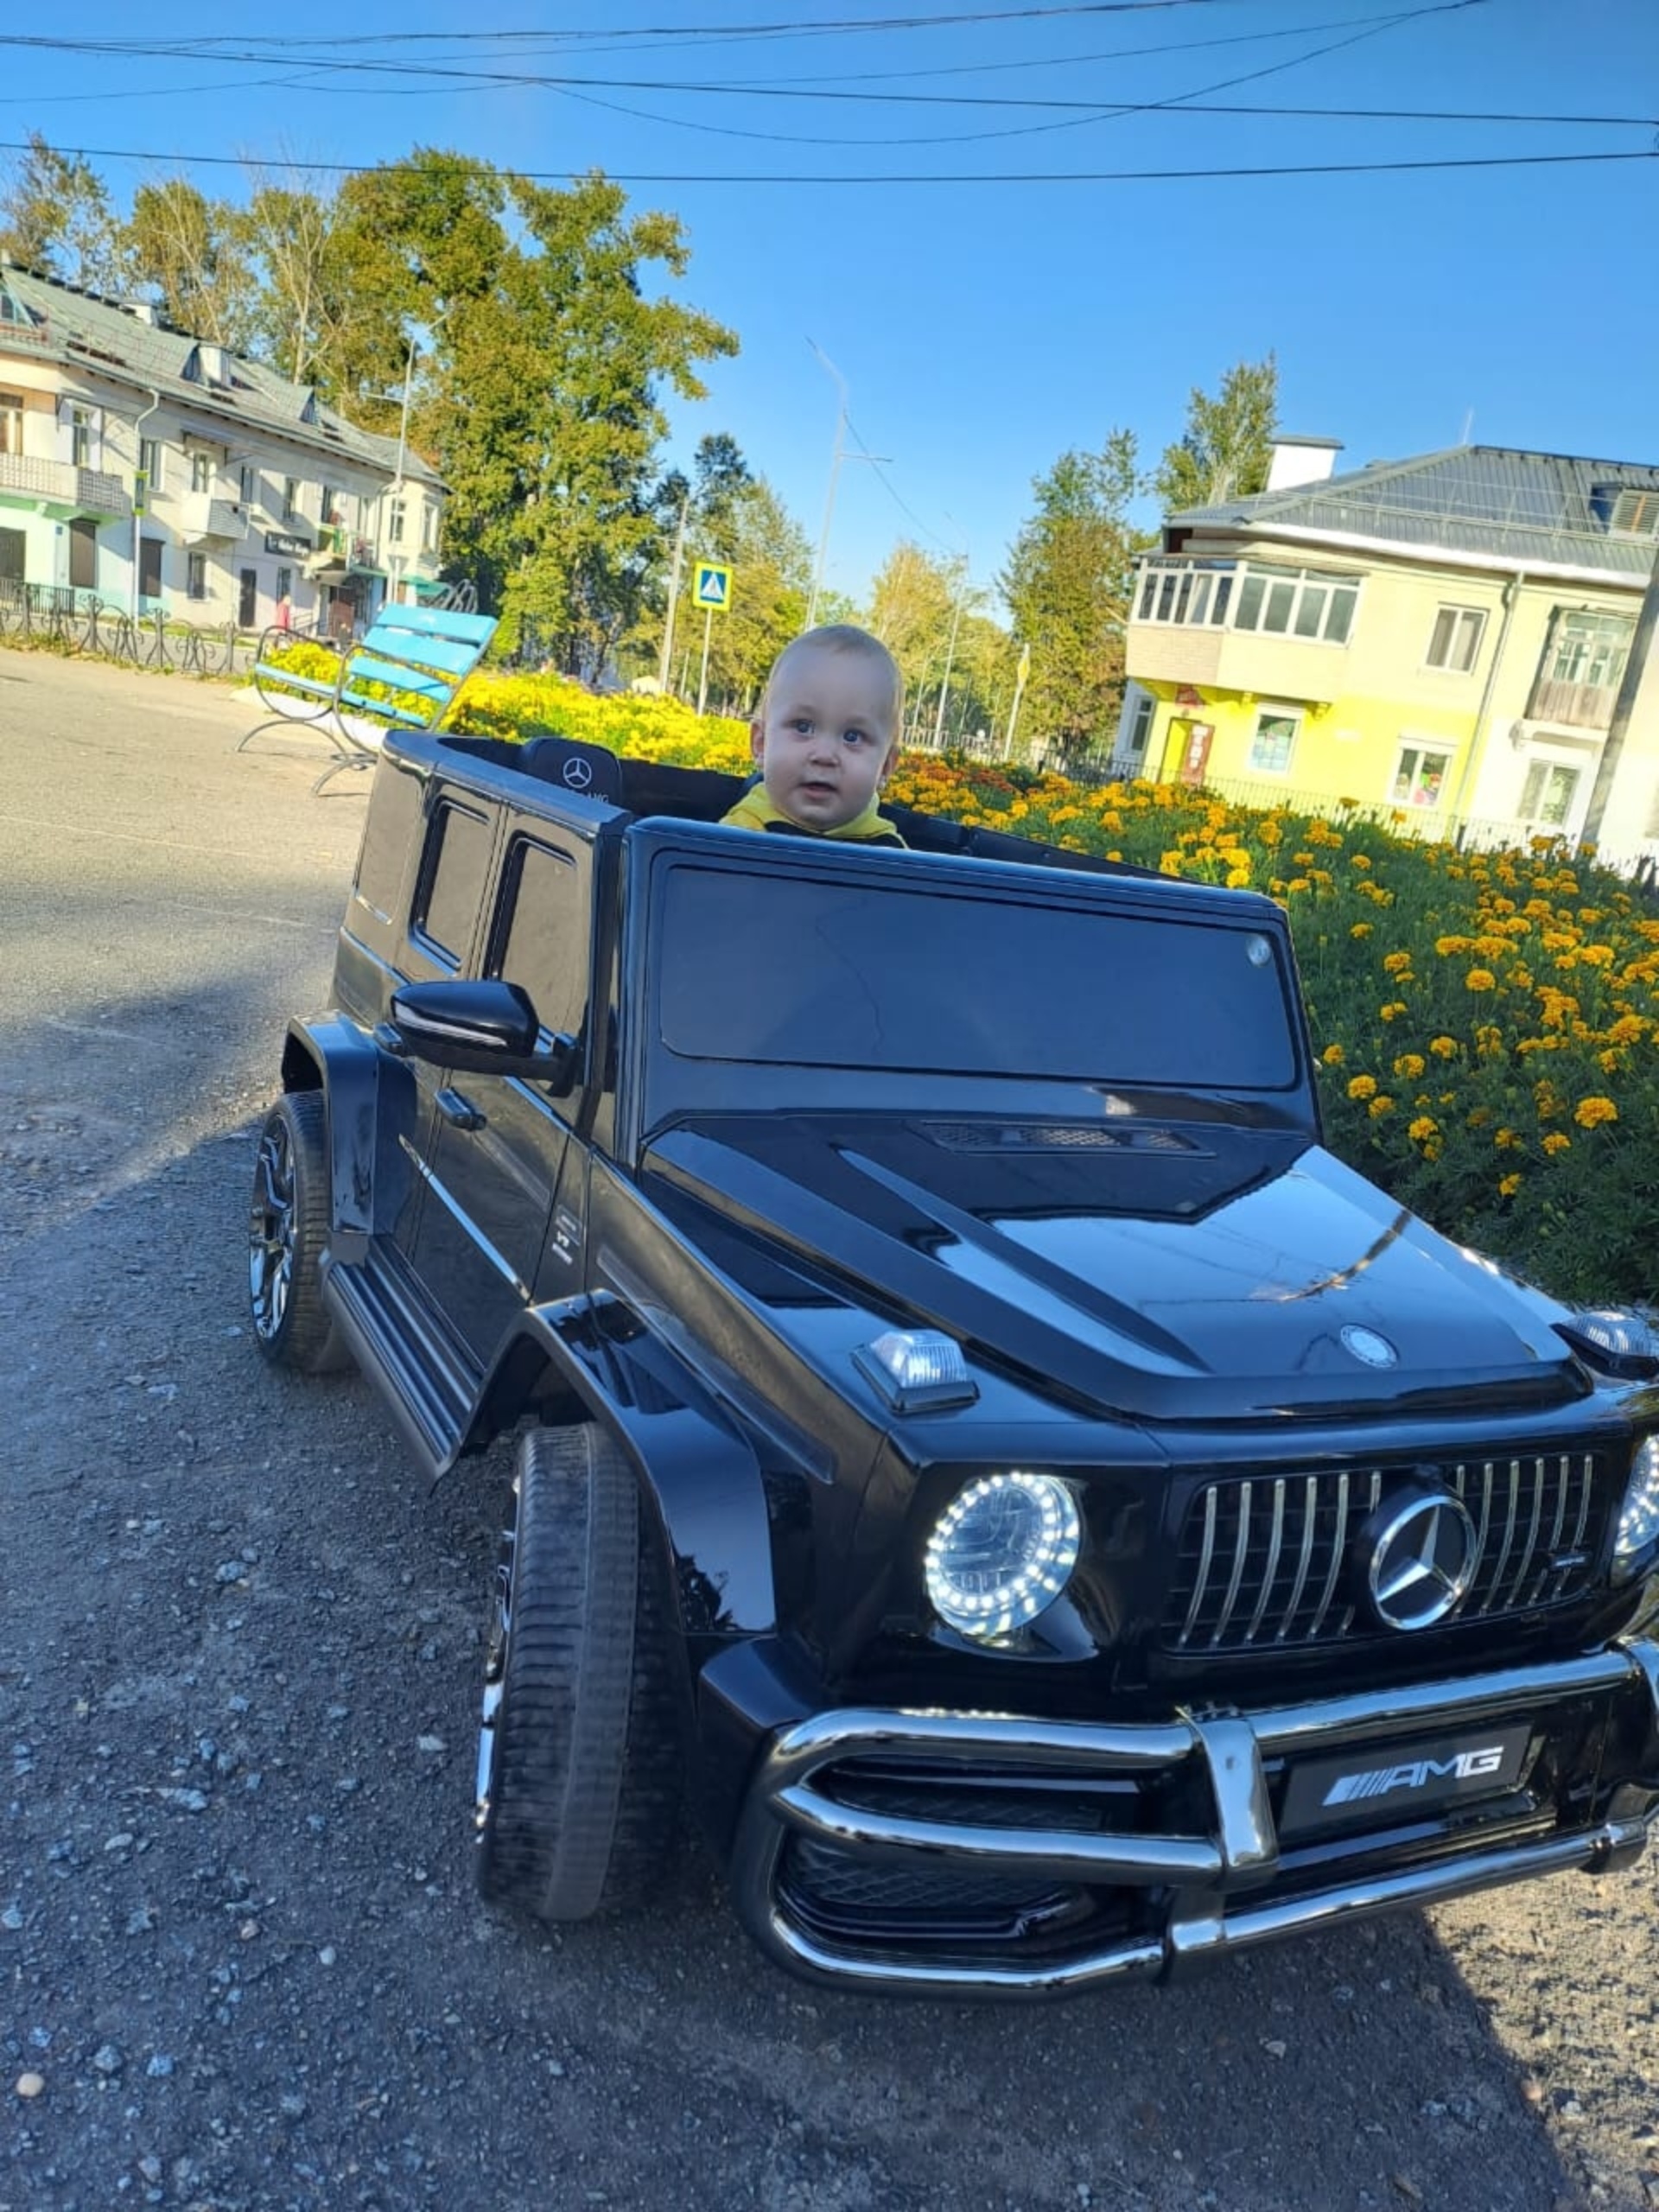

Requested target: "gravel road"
[{"left": 3, "top": 646, "right": 1658, "bottom": 2212}]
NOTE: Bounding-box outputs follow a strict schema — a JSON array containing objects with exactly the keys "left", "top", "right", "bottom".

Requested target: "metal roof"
[
  {"left": 1167, "top": 444, "right": 1659, "bottom": 582},
  {"left": 0, "top": 262, "right": 442, "bottom": 488}
]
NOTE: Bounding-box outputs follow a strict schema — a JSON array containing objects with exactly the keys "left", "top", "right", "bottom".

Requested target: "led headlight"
[
  {"left": 1612, "top": 1436, "right": 1659, "bottom": 1583},
  {"left": 924, "top": 1472, "right": 1081, "bottom": 1639}
]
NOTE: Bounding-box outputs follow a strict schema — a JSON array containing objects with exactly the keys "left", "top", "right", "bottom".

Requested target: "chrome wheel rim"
[
  {"left": 248, "top": 1116, "right": 296, "bottom": 1342},
  {"left": 475, "top": 1490, "right": 518, "bottom": 1831}
]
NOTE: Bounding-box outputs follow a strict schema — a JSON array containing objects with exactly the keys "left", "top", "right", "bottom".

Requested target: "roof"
[
  {"left": 0, "top": 260, "right": 442, "bottom": 489},
  {"left": 1167, "top": 443, "right": 1659, "bottom": 583}
]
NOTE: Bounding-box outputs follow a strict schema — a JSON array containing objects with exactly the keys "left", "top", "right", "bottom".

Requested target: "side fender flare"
[{"left": 281, "top": 1015, "right": 417, "bottom": 1249}]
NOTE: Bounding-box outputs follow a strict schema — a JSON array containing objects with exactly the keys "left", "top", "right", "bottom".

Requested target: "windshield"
[{"left": 654, "top": 862, "right": 1300, "bottom": 1090}]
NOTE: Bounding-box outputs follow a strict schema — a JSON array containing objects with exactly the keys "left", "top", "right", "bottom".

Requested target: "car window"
[
  {"left": 412, "top": 800, "right": 493, "bottom": 968},
  {"left": 491, "top": 836, "right": 587, "bottom": 1043}
]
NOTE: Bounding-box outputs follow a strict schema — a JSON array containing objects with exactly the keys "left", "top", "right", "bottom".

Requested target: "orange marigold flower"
[
  {"left": 1349, "top": 853, "right": 1373, "bottom": 871},
  {"left": 1573, "top": 1095, "right": 1619, "bottom": 1129},
  {"left": 1428, "top": 1035, "right": 1459, "bottom": 1058},
  {"left": 1435, "top": 935, "right": 1471, "bottom": 957},
  {"left": 1368, "top": 1095, "right": 1395, "bottom": 1119},
  {"left": 1464, "top": 968, "right": 1497, "bottom": 992},
  {"left": 1379, "top": 1001, "right": 1408, "bottom": 1021},
  {"left": 1286, "top": 877, "right": 1311, "bottom": 894},
  {"left": 1346, "top": 1074, "right": 1378, "bottom": 1101},
  {"left": 1498, "top": 1172, "right": 1522, "bottom": 1198},
  {"left": 1350, "top": 921, "right": 1374, "bottom": 939},
  {"left": 1408, "top": 1116, "right": 1439, "bottom": 1143},
  {"left": 1321, "top": 1043, "right": 1346, "bottom": 1067},
  {"left": 1393, "top": 1053, "right": 1427, "bottom": 1079},
  {"left": 1541, "top": 1131, "right": 1572, "bottom": 1156},
  {"left": 1382, "top": 950, "right": 1414, "bottom": 976},
  {"left": 1494, "top": 1127, "right": 1522, "bottom": 1149}
]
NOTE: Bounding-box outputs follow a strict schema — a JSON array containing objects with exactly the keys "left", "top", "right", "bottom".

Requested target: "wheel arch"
[{"left": 277, "top": 1014, "right": 415, "bottom": 1243}]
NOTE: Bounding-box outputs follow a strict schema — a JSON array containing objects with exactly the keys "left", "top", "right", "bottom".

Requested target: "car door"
[{"left": 409, "top": 813, "right": 594, "bottom": 1367}]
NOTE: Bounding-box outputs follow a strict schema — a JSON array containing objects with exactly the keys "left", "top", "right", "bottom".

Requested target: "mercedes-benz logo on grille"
[
  {"left": 1367, "top": 1491, "right": 1477, "bottom": 1630},
  {"left": 561, "top": 757, "right": 595, "bottom": 791},
  {"left": 1341, "top": 1325, "right": 1398, "bottom": 1369}
]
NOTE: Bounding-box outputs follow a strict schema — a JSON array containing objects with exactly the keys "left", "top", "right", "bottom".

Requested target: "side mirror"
[{"left": 388, "top": 979, "right": 579, "bottom": 1090}]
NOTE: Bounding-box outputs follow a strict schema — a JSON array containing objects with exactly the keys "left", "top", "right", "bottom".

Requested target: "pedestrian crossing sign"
[{"left": 693, "top": 561, "right": 732, "bottom": 613}]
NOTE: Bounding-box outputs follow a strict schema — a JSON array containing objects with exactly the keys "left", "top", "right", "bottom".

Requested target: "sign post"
[
  {"left": 692, "top": 561, "right": 732, "bottom": 717},
  {"left": 1005, "top": 642, "right": 1031, "bottom": 758}
]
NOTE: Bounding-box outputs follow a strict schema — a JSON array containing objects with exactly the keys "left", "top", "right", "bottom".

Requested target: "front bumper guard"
[{"left": 729, "top": 1639, "right": 1659, "bottom": 1998}]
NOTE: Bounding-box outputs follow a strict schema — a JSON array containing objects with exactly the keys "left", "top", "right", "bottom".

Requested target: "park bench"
[{"left": 238, "top": 601, "right": 499, "bottom": 794}]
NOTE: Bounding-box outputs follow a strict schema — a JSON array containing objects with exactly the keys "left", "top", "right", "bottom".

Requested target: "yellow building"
[{"left": 1121, "top": 440, "right": 1659, "bottom": 866}]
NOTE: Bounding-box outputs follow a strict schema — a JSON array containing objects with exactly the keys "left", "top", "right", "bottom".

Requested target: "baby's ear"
[{"left": 749, "top": 720, "right": 766, "bottom": 767}]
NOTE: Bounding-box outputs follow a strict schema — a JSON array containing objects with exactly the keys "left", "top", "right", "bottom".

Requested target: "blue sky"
[{"left": 3, "top": 1, "right": 1656, "bottom": 609}]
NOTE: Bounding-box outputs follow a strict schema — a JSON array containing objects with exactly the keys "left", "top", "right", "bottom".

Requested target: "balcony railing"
[
  {"left": 0, "top": 452, "right": 130, "bottom": 519},
  {"left": 179, "top": 493, "right": 248, "bottom": 543},
  {"left": 1526, "top": 674, "right": 1623, "bottom": 731}
]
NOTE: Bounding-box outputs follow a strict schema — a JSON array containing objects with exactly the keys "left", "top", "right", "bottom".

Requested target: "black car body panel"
[{"left": 258, "top": 725, "right": 1659, "bottom": 1995}]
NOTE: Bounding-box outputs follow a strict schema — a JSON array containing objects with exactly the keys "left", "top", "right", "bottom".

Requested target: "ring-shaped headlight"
[
  {"left": 1613, "top": 1436, "right": 1659, "bottom": 1582},
  {"left": 924, "top": 1472, "right": 1081, "bottom": 1640}
]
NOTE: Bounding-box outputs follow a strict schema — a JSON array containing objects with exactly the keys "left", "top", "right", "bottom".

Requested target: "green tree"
[
  {"left": 0, "top": 133, "right": 124, "bottom": 292},
  {"left": 123, "top": 177, "right": 257, "bottom": 346},
  {"left": 1000, "top": 431, "right": 1142, "bottom": 759},
  {"left": 690, "top": 475, "right": 812, "bottom": 713},
  {"left": 1154, "top": 353, "right": 1279, "bottom": 514}
]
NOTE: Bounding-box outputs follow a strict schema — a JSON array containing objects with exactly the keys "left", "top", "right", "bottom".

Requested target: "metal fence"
[{"left": 0, "top": 578, "right": 265, "bottom": 679}]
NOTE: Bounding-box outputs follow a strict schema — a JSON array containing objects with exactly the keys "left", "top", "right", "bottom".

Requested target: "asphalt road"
[{"left": 3, "top": 647, "right": 1657, "bottom": 2212}]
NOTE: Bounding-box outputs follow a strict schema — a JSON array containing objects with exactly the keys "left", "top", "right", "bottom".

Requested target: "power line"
[{"left": 0, "top": 138, "right": 1647, "bottom": 184}]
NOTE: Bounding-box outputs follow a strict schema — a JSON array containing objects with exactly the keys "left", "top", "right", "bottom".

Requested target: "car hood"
[{"left": 640, "top": 1113, "right": 1583, "bottom": 1423}]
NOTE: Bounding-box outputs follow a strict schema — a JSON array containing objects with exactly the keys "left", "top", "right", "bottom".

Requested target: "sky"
[{"left": 3, "top": 0, "right": 1656, "bottom": 612}]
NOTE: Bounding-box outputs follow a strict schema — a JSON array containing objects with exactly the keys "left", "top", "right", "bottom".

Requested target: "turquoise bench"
[{"left": 238, "top": 602, "right": 499, "bottom": 794}]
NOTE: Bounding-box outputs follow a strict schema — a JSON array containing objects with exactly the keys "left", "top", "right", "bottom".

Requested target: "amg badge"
[{"left": 1324, "top": 1745, "right": 1508, "bottom": 1807}]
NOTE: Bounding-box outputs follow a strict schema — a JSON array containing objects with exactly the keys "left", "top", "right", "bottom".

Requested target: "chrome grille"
[{"left": 1166, "top": 1452, "right": 1604, "bottom": 1651}]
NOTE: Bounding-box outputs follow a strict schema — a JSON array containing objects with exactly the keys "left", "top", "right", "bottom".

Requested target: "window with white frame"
[
  {"left": 0, "top": 392, "right": 22, "bottom": 455},
  {"left": 1425, "top": 604, "right": 1485, "bottom": 673},
  {"left": 1392, "top": 741, "right": 1454, "bottom": 808},
  {"left": 190, "top": 450, "right": 213, "bottom": 494},
  {"left": 1249, "top": 707, "right": 1300, "bottom": 775},
  {"left": 67, "top": 404, "right": 94, "bottom": 467},
  {"left": 1519, "top": 758, "right": 1580, "bottom": 831},
  {"left": 238, "top": 462, "right": 257, "bottom": 506},
  {"left": 1122, "top": 690, "right": 1155, "bottom": 766},
  {"left": 283, "top": 477, "right": 300, "bottom": 524},
  {"left": 1548, "top": 609, "right": 1631, "bottom": 691},
  {"left": 422, "top": 501, "right": 438, "bottom": 553},
  {"left": 139, "top": 437, "right": 162, "bottom": 492},
  {"left": 388, "top": 496, "right": 407, "bottom": 545},
  {"left": 186, "top": 551, "right": 207, "bottom": 601},
  {"left": 1135, "top": 558, "right": 1358, "bottom": 644}
]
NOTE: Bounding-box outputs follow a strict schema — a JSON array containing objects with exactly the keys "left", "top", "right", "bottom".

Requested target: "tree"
[
  {"left": 687, "top": 475, "right": 812, "bottom": 713},
  {"left": 0, "top": 133, "right": 124, "bottom": 292},
  {"left": 123, "top": 177, "right": 257, "bottom": 346},
  {"left": 1154, "top": 353, "right": 1279, "bottom": 515},
  {"left": 1000, "top": 431, "right": 1143, "bottom": 759}
]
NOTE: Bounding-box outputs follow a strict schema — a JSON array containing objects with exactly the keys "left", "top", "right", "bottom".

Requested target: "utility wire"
[{"left": 0, "top": 139, "right": 1647, "bottom": 184}]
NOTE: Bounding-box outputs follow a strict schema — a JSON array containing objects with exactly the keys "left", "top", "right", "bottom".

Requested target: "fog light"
[
  {"left": 1613, "top": 1437, "right": 1659, "bottom": 1583},
  {"left": 924, "top": 1472, "right": 1080, "bottom": 1639}
]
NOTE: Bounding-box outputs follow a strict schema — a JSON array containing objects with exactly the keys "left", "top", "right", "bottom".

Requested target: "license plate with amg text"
[{"left": 1280, "top": 1723, "right": 1532, "bottom": 1836}]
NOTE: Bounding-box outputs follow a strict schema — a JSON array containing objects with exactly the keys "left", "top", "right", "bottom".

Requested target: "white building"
[{"left": 0, "top": 257, "right": 447, "bottom": 635}]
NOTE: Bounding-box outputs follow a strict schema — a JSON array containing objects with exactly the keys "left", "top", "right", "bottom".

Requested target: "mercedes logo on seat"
[
  {"left": 1366, "top": 1491, "right": 1478, "bottom": 1630},
  {"left": 562, "top": 757, "right": 594, "bottom": 791}
]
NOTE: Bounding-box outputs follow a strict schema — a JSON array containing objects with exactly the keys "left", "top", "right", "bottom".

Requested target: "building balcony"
[
  {"left": 1126, "top": 555, "right": 1359, "bottom": 708},
  {"left": 0, "top": 452, "right": 130, "bottom": 521},
  {"left": 179, "top": 493, "right": 249, "bottom": 543},
  {"left": 1525, "top": 674, "right": 1622, "bottom": 731}
]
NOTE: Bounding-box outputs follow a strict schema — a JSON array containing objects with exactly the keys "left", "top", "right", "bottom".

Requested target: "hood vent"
[{"left": 914, "top": 1120, "right": 1198, "bottom": 1155}]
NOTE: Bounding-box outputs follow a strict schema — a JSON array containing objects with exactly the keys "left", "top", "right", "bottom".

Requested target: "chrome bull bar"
[{"left": 728, "top": 1639, "right": 1659, "bottom": 1999}]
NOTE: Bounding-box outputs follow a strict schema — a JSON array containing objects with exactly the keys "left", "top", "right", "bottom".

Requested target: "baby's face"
[{"left": 752, "top": 644, "right": 897, "bottom": 832}]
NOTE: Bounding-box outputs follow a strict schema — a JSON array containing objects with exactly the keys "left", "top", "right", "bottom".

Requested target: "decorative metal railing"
[{"left": 0, "top": 577, "right": 257, "bottom": 677}]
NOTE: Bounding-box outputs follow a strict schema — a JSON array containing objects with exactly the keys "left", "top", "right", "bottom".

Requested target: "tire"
[
  {"left": 476, "top": 1424, "right": 683, "bottom": 1923},
  {"left": 246, "top": 1091, "right": 351, "bottom": 1374}
]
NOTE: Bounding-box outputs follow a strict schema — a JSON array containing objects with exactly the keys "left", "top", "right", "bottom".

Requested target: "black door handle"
[{"left": 435, "top": 1087, "right": 486, "bottom": 1132}]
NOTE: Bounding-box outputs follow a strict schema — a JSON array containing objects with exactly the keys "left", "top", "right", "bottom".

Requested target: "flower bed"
[{"left": 381, "top": 667, "right": 1657, "bottom": 1305}]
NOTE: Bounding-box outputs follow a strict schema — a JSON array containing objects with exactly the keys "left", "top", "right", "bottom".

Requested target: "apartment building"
[
  {"left": 1121, "top": 439, "right": 1659, "bottom": 860},
  {"left": 0, "top": 258, "right": 446, "bottom": 634}
]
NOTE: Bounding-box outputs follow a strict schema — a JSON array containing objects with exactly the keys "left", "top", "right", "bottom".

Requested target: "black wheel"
[
  {"left": 247, "top": 1091, "right": 350, "bottom": 1373},
  {"left": 476, "top": 1425, "right": 683, "bottom": 1922}
]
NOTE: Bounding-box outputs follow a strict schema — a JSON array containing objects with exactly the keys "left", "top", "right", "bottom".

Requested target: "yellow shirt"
[{"left": 719, "top": 785, "right": 906, "bottom": 848}]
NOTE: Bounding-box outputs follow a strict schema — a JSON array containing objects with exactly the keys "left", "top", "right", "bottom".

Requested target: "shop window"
[
  {"left": 1248, "top": 708, "right": 1300, "bottom": 776},
  {"left": 1392, "top": 742, "right": 1453, "bottom": 808}
]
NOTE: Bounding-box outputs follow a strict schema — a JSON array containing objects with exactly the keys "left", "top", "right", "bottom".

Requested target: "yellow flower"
[
  {"left": 1573, "top": 1096, "right": 1619, "bottom": 1130},
  {"left": 1382, "top": 950, "right": 1413, "bottom": 977},
  {"left": 1498, "top": 1172, "right": 1522, "bottom": 1198},
  {"left": 1465, "top": 969, "right": 1497, "bottom": 992},
  {"left": 1408, "top": 1116, "right": 1439, "bottom": 1142},
  {"left": 1321, "top": 1043, "right": 1345, "bottom": 1067},
  {"left": 1541, "top": 1131, "right": 1572, "bottom": 1156},
  {"left": 1368, "top": 1095, "right": 1395, "bottom": 1119},
  {"left": 1350, "top": 921, "right": 1373, "bottom": 939},
  {"left": 1428, "top": 1035, "right": 1459, "bottom": 1059},
  {"left": 1379, "top": 1001, "right": 1408, "bottom": 1022},
  {"left": 1494, "top": 1128, "right": 1522, "bottom": 1150},
  {"left": 1435, "top": 936, "right": 1471, "bottom": 957},
  {"left": 1393, "top": 1053, "right": 1426, "bottom": 1079},
  {"left": 1347, "top": 1074, "right": 1378, "bottom": 1101},
  {"left": 1286, "top": 877, "right": 1311, "bottom": 894},
  {"left": 1350, "top": 853, "right": 1373, "bottom": 872}
]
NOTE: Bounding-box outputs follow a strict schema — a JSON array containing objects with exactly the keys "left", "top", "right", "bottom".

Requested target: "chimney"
[{"left": 1266, "top": 436, "right": 1344, "bottom": 493}]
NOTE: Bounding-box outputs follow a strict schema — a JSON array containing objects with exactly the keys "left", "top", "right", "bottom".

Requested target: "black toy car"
[{"left": 247, "top": 727, "right": 1659, "bottom": 1998}]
